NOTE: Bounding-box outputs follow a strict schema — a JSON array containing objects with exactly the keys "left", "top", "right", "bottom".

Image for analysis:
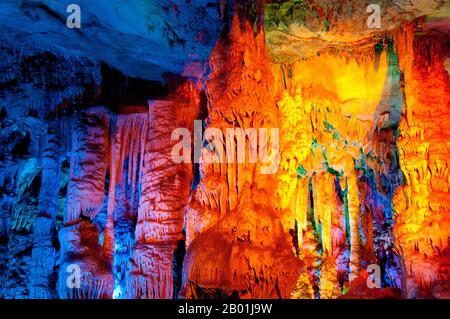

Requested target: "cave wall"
[{"left": 0, "top": 0, "right": 449, "bottom": 299}]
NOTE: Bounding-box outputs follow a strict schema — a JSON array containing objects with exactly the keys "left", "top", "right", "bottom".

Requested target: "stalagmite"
[
  {"left": 58, "top": 107, "right": 113, "bottom": 299},
  {"left": 30, "top": 119, "right": 61, "bottom": 298},
  {"left": 128, "top": 81, "right": 200, "bottom": 299},
  {"left": 346, "top": 172, "right": 361, "bottom": 282}
]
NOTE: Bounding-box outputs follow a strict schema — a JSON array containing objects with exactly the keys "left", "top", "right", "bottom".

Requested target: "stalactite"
[
  {"left": 112, "top": 164, "right": 136, "bottom": 299},
  {"left": 104, "top": 112, "right": 149, "bottom": 260},
  {"left": 345, "top": 172, "right": 361, "bottom": 282}
]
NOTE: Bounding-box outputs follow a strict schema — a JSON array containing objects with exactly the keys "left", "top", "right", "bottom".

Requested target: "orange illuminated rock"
[
  {"left": 17, "top": 1, "right": 450, "bottom": 300},
  {"left": 181, "top": 7, "right": 301, "bottom": 298},
  {"left": 128, "top": 80, "right": 201, "bottom": 299}
]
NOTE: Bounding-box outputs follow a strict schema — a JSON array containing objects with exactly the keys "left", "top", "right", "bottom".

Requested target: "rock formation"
[{"left": 0, "top": 0, "right": 448, "bottom": 299}]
